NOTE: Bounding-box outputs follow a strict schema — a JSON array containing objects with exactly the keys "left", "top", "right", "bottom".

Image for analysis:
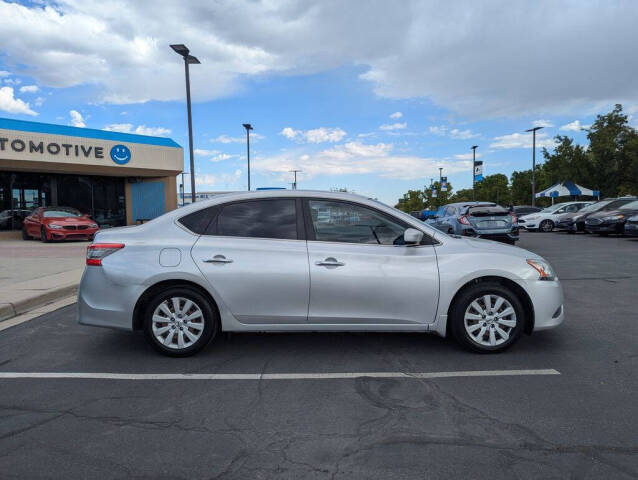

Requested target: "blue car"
[{"left": 427, "top": 202, "right": 519, "bottom": 244}]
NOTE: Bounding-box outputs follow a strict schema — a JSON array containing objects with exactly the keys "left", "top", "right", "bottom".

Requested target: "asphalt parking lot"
[{"left": 1, "top": 232, "right": 637, "bottom": 479}]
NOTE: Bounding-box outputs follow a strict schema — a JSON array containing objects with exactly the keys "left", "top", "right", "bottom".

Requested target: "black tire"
[
  {"left": 504, "top": 238, "right": 517, "bottom": 245},
  {"left": 567, "top": 229, "right": 575, "bottom": 234},
  {"left": 539, "top": 220, "right": 554, "bottom": 232},
  {"left": 40, "top": 227, "right": 50, "bottom": 243},
  {"left": 449, "top": 282, "right": 525, "bottom": 353},
  {"left": 21, "top": 226, "right": 31, "bottom": 240},
  {"left": 143, "top": 286, "right": 218, "bottom": 357}
]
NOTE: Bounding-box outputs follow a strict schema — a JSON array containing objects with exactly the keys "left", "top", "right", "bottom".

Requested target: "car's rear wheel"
[
  {"left": 450, "top": 282, "right": 524, "bottom": 353},
  {"left": 40, "top": 227, "right": 50, "bottom": 243},
  {"left": 143, "top": 287, "right": 218, "bottom": 357},
  {"left": 539, "top": 220, "right": 554, "bottom": 232}
]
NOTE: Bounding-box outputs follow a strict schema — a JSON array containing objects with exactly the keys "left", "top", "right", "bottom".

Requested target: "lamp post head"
[
  {"left": 186, "top": 55, "right": 200, "bottom": 64},
  {"left": 170, "top": 44, "right": 190, "bottom": 56},
  {"left": 243, "top": 123, "right": 253, "bottom": 131},
  {"left": 471, "top": 145, "right": 478, "bottom": 150},
  {"left": 525, "top": 126, "right": 544, "bottom": 133}
]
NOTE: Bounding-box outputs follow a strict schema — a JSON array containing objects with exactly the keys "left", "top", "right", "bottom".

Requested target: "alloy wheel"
[
  {"left": 540, "top": 220, "right": 554, "bottom": 232},
  {"left": 463, "top": 294, "right": 517, "bottom": 347},
  {"left": 151, "top": 297, "right": 205, "bottom": 350}
]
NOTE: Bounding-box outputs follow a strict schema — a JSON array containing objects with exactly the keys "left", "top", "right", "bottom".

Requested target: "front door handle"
[
  {"left": 315, "top": 257, "right": 345, "bottom": 267},
  {"left": 203, "top": 255, "right": 233, "bottom": 264}
]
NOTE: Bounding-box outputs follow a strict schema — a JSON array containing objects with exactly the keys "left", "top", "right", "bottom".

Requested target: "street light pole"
[
  {"left": 525, "top": 126, "right": 544, "bottom": 207},
  {"left": 242, "top": 124, "right": 253, "bottom": 191},
  {"left": 471, "top": 145, "right": 478, "bottom": 201},
  {"left": 170, "top": 44, "right": 200, "bottom": 204},
  {"left": 289, "top": 169, "right": 302, "bottom": 190}
]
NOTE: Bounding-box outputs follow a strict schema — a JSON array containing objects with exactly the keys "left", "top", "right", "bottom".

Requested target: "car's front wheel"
[
  {"left": 450, "top": 282, "right": 525, "bottom": 353},
  {"left": 21, "top": 226, "right": 31, "bottom": 240},
  {"left": 539, "top": 220, "right": 554, "bottom": 232},
  {"left": 143, "top": 287, "right": 218, "bottom": 357},
  {"left": 40, "top": 227, "right": 50, "bottom": 243}
]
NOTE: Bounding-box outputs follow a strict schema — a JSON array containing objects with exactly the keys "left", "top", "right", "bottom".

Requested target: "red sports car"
[{"left": 22, "top": 207, "right": 99, "bottom": 242}]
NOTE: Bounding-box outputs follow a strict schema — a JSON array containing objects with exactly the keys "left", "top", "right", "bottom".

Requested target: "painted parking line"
[{"left": 0, "top": 369, "right": 560, "bottom": 381}]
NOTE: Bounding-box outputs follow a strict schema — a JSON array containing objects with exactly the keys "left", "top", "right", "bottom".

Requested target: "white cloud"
[
  {"left": 134, "top": 125, "right": 171, "bottom": 136},
  {"left": 429, "top": 125, "right": 479, "bottom": 139},
  {"left": 195, "top": 169, "right": 243, "bottom": 188},
  {"left": 454, "top": 152, "right": 482, "bottom": 160},
  {"left": 280, "top": 126, "right": 346, "bottom": 143},
  {"left": 211, "top": 153, "right": 237, "bottom": 162},
  {"left": 0, "top": 86, "right": 37, "bottom": 116},
  {"left": 103, "top": 123, "right": 171, "bottom": 136},
  {"left": 253, "top": 141, "right": 471, "bottom": 181},
  {"left": 0, "top": 71, "right": 9, "bottom": 78},
  {"left": 19, "top": 85, "right": 39, "bottom": 93},
  {"left": 2, "top": 1, "right": 636, "bottom": 116},
  {"left": 389, "top": 111, "right": 403, "bottom": 119},
  {"left": 69, "top": 109, "right": 86, "bottom": 127},
  {"left": 560, "top": 120, "right": 589, "bottom": 132},
  {"left": 490, "top": 132, "right": 556, "bottom": 149},
  {"left": 194, "top": 148, "right": 220, "bottom": 156},
  {"left": 3, "top": 78, "right": 21, "bottom": 86},
  {"left": 379, "top": 122, "right": 407, "bottom": 131},
  {"left": 211, "top": 133, "right": 265, "bottom": 144},
  {"left": 34, "top": 96, "right": 45, "bottom": 106},
  {"left": 533, "top": 119, "right": 554, "bottom": 128}
]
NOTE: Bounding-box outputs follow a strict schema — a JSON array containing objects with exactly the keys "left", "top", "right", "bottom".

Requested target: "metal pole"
[
  {"left": 184, "top": 57, "right": 196, "bottom": 203},
  {"left": 532, "top": 129, "right": 536, "bottom": 207},
  {"left": 472, "top": 147, "right": 476, "bottom": 201},
  {"left": 181, "top": 171, "right": 185, "bottom": 206},
  {"left": 246, "top": 129, "right": 251, "bottom": 191}
]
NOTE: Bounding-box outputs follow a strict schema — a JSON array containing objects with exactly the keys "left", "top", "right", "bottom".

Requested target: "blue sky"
[{"left": 0, "top": 1, "right": 634, "bottom": 205}]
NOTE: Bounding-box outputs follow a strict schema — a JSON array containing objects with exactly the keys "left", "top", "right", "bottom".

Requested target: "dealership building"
[{"left": 0, "top": 117, "right": 182, "bottom": 228}]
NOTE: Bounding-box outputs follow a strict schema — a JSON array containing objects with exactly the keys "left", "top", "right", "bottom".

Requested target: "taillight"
[
  {"left": 86, "top": 243, "right": 124, "bottom": 266},
  {"left": 459, "top": 215, "right": 471, "bottom": 225},
  {"left": 509, "top": 213, "right": 518, "bottom": 223}
]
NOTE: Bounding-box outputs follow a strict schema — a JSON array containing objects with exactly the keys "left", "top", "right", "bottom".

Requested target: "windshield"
[
  {"left": 619, "top": 200, "right": 638, "bottom": 211},
  {"left": 579, "top": 200, "right": 612, "bottom": 213},
  {"left": 43, "top": 209, "right": 82, "bottom": 218}
]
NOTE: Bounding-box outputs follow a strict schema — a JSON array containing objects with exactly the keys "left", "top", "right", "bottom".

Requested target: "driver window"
[{"left": 308, "top": 200, "right": 407, "bottom": 245}]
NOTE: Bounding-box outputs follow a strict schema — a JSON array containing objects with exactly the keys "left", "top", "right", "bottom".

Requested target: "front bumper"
[
  {"left": 584, "top": 221, "right": 623, "bottom": 233},
  {"left": 523, "top": 278, "right": 565, "bottom": 331},
  {"left": 624, "top": 222, "right": 638, "bottom": 236},
  {"left": 518, "top": 219, "right": 538, "bottom": 230},
  {"left": 47, "top": 227, "right": 98, "bottom": 240}
]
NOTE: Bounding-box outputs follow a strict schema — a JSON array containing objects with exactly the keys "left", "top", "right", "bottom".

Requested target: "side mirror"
[{"left": 404, "top": 228, "right": 424, "bottom": 245}]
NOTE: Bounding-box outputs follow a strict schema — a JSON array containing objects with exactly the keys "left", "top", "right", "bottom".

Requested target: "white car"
[
  {"left": 519, "top": 201, "right": 593, "bottom": 232},
  {"left": 78, "top": 190, "right": 564, "bottom": 356}
]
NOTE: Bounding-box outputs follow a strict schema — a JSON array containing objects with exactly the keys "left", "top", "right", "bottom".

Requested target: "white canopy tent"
[{"left": 535, "top": 180, "right": 600, "bottom": 204}]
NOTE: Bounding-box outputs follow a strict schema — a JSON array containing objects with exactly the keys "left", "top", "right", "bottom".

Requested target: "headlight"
[
  {"left": 48, "top": 224, "right": 63, "bottom": 229},
  {"left": 527, "top": 259, "right": 556, "bottom": 281},
  {"left": 89, "top": 223, "right": 98, "bottom": 228},
  {"left": 602, "top": 214, "right": 624, "bottom": 222}
]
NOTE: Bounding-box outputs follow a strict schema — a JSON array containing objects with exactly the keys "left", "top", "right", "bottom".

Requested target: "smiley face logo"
[{"left": 110, "top": 145, "right": 131, "bottom": 165}]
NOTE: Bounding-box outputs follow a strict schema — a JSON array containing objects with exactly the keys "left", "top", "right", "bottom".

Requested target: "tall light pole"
[
  {"left": 289, "top": 169, "right": 302, "bottom": 190},
  {"left": 242, "top": 123, "right": 253, "bottom": 191},
  {"left": 170, "top": 44, "right": 200, "bottom": 204},
  {"left": 525, "top": 126, "right": 544, "bottom": 207},
  {"left": 471, "top": 145, "right": 478, "bottom": 201}
]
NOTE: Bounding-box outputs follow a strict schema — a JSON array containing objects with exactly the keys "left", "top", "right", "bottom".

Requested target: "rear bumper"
[
  {"left": 77, "top": 266, "right": 143, "bottom": 331},
  {"left": 460, "top": 226, "right": 519, "bottom": 242},
  {"left": 624, "top": 223, "right": 638, "bottom": 236}
]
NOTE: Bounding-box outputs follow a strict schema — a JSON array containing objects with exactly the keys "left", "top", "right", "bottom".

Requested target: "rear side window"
[
  {"left": 178, "top": 206, "right": 219, "bottom": 234},
  {"left": 216, "top": 199, "right": 298, "bottom": 240}
]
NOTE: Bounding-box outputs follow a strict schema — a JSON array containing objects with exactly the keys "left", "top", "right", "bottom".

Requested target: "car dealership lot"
[{"left": 0, "top": 232, "right": 637, "bottom": 479}]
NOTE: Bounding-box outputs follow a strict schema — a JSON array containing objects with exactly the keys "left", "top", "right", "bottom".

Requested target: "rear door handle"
[
  {"left": 203, "top": 255, "right": 233, "bottom": 264},
  {"left": 315, "top": 257, "right": 345, "bottom": 267}
]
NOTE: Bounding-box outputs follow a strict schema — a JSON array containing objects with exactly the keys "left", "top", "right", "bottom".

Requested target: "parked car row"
[
  {"left": 424, "top": 202, "right": 519, "bottom": 244},
  {"left": 518, "top": 197, "right": 638, "bottom": 236}
]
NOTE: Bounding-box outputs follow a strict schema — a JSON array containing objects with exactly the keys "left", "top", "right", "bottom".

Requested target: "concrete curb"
[{"left": 0, "top": 283, "right": 78, "bottom": 323}]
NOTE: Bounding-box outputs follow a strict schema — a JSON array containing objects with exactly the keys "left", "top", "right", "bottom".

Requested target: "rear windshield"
[
  {"left": 43, "top": 209, "right": 81, "bottom": 218},
  {"left": 465, "top": 205, "right": 509, "bottom": 216}
]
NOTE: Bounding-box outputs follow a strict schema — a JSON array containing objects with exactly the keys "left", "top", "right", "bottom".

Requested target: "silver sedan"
[{"left": 78, "top": 190, "right": 564, "bottom": 356}]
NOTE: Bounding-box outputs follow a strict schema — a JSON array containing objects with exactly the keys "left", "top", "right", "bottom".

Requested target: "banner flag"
[
  {"left": 474, "top": 161, "right": 483, "bottom": 182},
  {"left": 431, "top": 185, "right": 437, "bottom": 198},
  {"left": 440, "top": 176, "right": 448, "bottom": 192}
]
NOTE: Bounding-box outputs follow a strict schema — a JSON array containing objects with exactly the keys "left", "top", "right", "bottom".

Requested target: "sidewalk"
[{"left": 0, "top": 231, "right": 85, "bottom": 321}]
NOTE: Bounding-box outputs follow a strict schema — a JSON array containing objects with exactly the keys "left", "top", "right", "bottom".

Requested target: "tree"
[
  {"left": 423, "top": 181, "right": 453, "bottom": 210},
  {"left": 541, "top": 135, "right": 594, "bottom": 187},
  {"left": 510, "top": 169, "right": 533, "bottom": 206},
  {"left": 396, "top": 188, "right": 426, "bottom": 212}
]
